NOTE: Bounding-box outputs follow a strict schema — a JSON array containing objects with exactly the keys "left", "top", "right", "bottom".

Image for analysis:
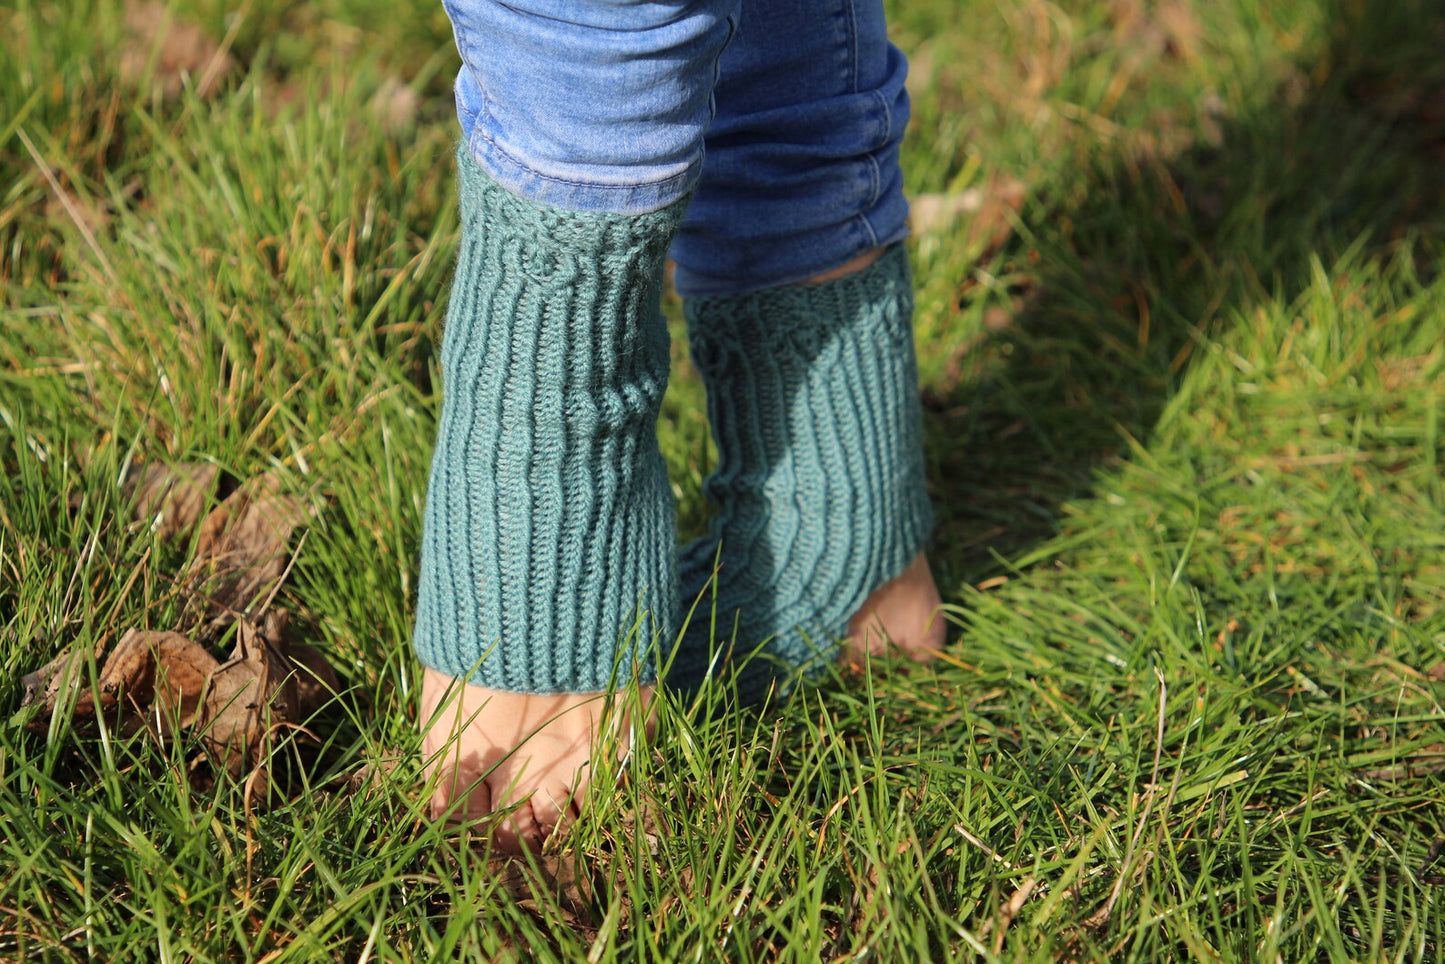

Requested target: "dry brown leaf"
[
  {"left": 288, "top": 638, "right": 342, "bottom": 709},
  {"left": 1426, "top": 661, "right": 1445, "bottom": 682},
  {"left": 20, "top": 614, "right": 336, "bottom": 802},
  {"left": 189, "top": 472, "right": 313, "bottom": 623},
  {"left": 197, "top": 654, "right": 274, "bottom": 777},
  {"left": 345, "top": 755, "right": 401, "bottom": 797},
  {"left": 124, "top": 461, "right": 219, "bottom": 540},
  {"left": 119, "top": 0, "right": 235, "bottom": 98},
  {"left": 195, "top": 611, "right": 337, "bottom": 780},
  {"left": 1357, "top": 744, "right": 1445, "bottom": 782},
  {"left": 20, "top": 630, "right": 219, "bottom": 733},
  {"left": 23, "top": 449, "right": 332, "bottom": 805},
  {"left": 98, "top": 629, "right": 219, "bottom": 730},
  {"left": 490, "top": 852, "right": 598, "bottom": 932},
  {"left": 19, "top": 646, "right": 94, "bottom": 718}
]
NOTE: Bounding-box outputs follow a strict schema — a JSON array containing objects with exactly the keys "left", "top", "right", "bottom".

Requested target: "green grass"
[{"left": 2, "top": 0, "right": 1443, "bottom": 959}]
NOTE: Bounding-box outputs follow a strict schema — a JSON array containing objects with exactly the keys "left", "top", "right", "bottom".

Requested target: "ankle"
[
  {"left": 799, "top": 247, "right": 885, "bottom": 285},
  {"left": 845, "top": 552, "right": 945, "bottom": 665}
]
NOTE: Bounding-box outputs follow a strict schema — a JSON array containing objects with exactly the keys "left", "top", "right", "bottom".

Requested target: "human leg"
[
  {"left": 416, "top": 0, "right": 736, "bottom": 848},
  {"left": 668, "top": 0, "right": 942, "bottom": 697}
]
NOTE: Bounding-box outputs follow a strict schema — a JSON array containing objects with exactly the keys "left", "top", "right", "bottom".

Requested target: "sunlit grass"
[{"left": 2, "top": 0, "right": 1442, "bottom": 959}]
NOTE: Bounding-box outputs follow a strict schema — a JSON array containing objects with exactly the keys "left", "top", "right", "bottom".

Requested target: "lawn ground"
[{"left": 2, "top": 0, "right": 1443, "bottom": 959}]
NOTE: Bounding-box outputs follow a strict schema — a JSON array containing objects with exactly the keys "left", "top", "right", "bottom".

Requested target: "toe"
[
  {"left": 495, "top": 772, "right": 583, "bottom": 852},
  {"left": 430, "top": 764, "right": 493, "bottom": 824},
  {"left": 535, "top": 771, "right": 587, "bottom": 845},
  {"left": 492, "top": 812, "right": 536, "bottom": 853},
  {"left": 428, "top": 769, "right": 454, "bottom": 821}
]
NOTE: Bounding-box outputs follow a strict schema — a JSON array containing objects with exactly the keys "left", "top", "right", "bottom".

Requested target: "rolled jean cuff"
[
  {"left": 461, "top": 129, "right": 704, "bottom": 215},
  {"left": 444, "top": 0, "right": 910, "bottom": 287},
  {"left": 671, "top": 193, "right": 911, "bottom": 298},
  {"left": 446, "top": 0, "right": 736, "bottom": 216}
]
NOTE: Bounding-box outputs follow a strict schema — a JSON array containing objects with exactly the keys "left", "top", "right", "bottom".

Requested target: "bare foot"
[
  {"left": 806, "top": 256, "right": 945, "bottom": 664},
  {"left": 419, "top": 667, "right": 651, "bottom": 852},
  {"left": 844, "top": 552, "right": 945, "bottom": 668}
]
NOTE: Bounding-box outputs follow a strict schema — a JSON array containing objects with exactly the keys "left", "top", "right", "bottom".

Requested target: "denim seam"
[
  {"left": 853, "top": 210, "right": 880, "bottom": 249},
  {"left": 712, "top": 14, "right": 738, "bottom": 119},
  {"left": 843, "top": 0, "right": 860, "bottom": 93},
  {"left": 871, "top": 87, "right": 896, "bottom": 153}
]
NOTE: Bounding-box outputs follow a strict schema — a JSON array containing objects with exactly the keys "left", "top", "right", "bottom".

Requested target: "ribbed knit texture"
[
  {"left": 412, "top": 148, "right": 684, "bottom": 693},
  {"left": 671, "top": 245, "right": 934, "bottom": 699}
]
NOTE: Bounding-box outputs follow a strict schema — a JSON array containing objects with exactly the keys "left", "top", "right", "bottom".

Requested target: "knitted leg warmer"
[
  {"left": 412, "top": 149, "right": 685, "bottom": 693},
  {"left": 671, "top": 245, "right": 934, "bottom": 699}
]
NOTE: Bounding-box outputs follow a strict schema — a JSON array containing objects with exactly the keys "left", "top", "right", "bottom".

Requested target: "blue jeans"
[{"left": 442, "top": 0, "right": 911, "bottom": 296}]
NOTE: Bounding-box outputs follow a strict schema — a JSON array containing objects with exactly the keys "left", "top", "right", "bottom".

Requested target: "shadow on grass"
[{"left": 924, "top": 0, "right": 1445, "bottom": 588}]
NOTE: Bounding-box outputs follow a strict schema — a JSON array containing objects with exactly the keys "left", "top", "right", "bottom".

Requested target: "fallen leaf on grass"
[
  {"left": 22, "top": 453, "right": 336, "bottom": 804},
  {"left": 490, "top": 852, "right": 599, "bottom": 934},
  {"left": 103, "top": 629, "right": 219, "bottom": 728},
  {"left": 196, "top": 609, "right": 339, "bottom": 781},
  {"left": 20, "top": 630, "right": 219, "bottom": 732},
  {"left": 19, "top": 646, "right": 95, "bottom": 719},
  {"left": 198, "top": 618, "right": 295, "bottom": 779},
  {"left": 21, "top": 614, "right": 338, "bottom": 791},
  {"left": 118, "top": 462, "right": 314, "bottom": 625},
  {"left": 344, "top": 755, "right": 401, "bottom": 798},
  {"left": 189, "top": 472, "right": 315, "bottom": 624},
  {"left": 288, "top": 636, "right": 342, "bottom": 712},
  {"left": 124, "top": 461, "right": 220, "bottom": 540}
]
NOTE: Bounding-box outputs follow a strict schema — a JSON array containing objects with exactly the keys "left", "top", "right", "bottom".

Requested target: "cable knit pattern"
[
  {"left": 412, "top": 147, "right": 684, "bottom": 693},
  {"left": 672, "top": 245, "right": 934, "bottom": 699}
]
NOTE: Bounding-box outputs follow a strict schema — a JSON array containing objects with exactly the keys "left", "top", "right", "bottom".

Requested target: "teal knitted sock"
[
  {"left": 412, "top": 149, "right": 685, "bottom": 693},
  {"left": 672, "top": 245, "right": 934, "bottom": 698}
]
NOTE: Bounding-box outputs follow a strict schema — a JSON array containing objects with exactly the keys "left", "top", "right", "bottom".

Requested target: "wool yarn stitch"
[
  {"left": 672, "top": 245, "right": 933, "bottom": 699},
  {"left": 412, "top": 147, "right": 685, "bottom": 693}
]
